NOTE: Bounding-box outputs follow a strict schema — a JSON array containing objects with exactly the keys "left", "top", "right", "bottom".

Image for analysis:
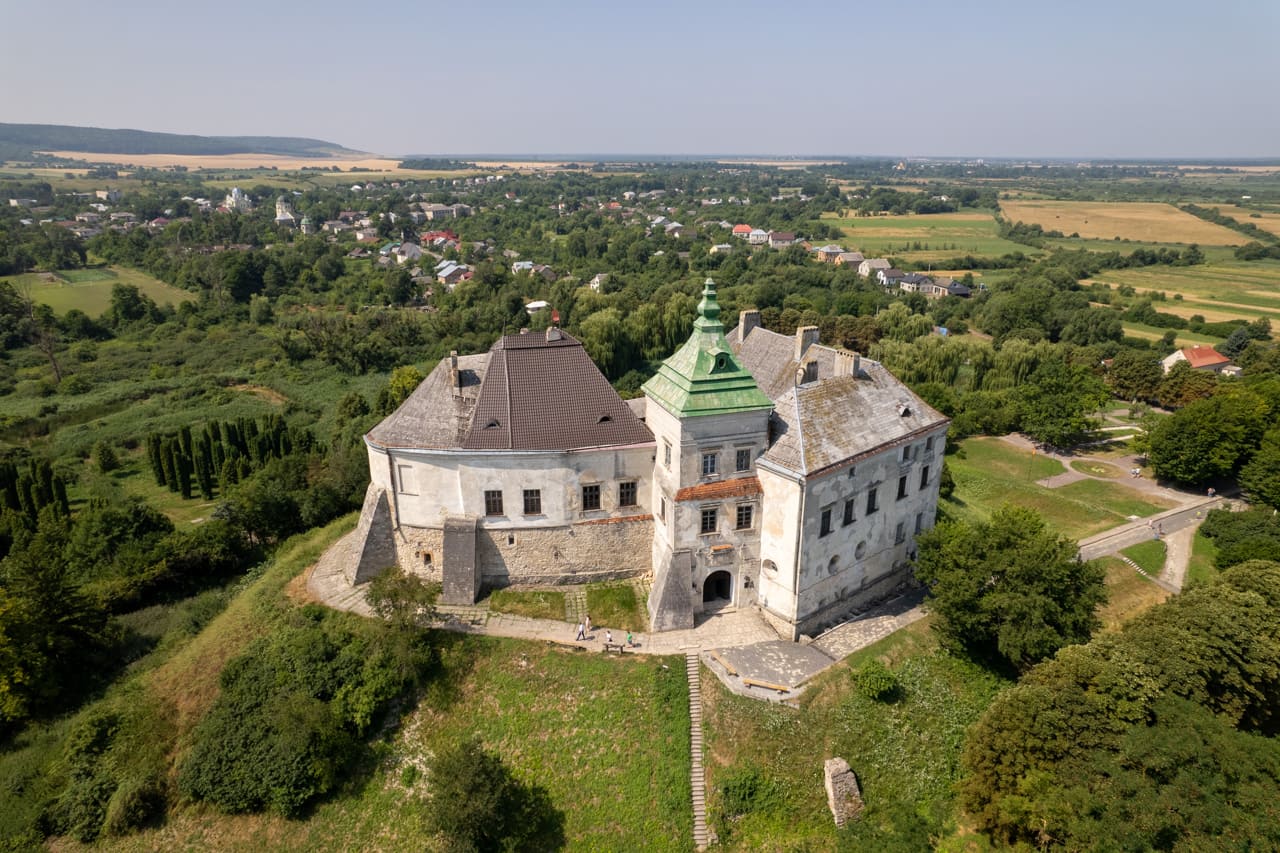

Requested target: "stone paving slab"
[
  {"left": 710, "top": 640, "right": 834, "bottom": 694},
  {"left": 810, "top": 589, "right": 928, "bottom": 660}
]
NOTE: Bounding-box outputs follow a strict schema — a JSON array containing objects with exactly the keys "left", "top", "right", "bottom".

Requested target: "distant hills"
[{"left": 0, "top": 123, "right": 361, "bottom": 160}]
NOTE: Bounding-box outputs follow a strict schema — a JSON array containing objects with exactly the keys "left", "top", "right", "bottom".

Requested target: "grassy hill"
[{"left": 0, "top": 122, "right": 361, "bottom": 160}]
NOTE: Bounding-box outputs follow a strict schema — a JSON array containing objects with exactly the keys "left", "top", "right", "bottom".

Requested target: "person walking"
[
  {"left": 626, "top": 631, "right": 634, "bottom": 648},
  {"left": 575, "top": 621, "right": 585, "bottom": 641},
  {"left": 606, "top": 629, "right": 613, "bottom": 646},
  {"left": 584, "top": 613, "right": 592, "bottom": 637}
]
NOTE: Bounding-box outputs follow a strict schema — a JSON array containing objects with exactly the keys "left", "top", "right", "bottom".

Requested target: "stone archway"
[{"left": 703, "top": 570, "right": 733, "bottom": 607}]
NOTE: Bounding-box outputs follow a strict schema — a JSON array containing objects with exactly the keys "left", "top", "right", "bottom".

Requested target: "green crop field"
[
  {"left": 818, "top": 210, "right": 1034, "bottom": 263},
  {"left": 2, "top": 265, "right": 193, "bottom": 316}
]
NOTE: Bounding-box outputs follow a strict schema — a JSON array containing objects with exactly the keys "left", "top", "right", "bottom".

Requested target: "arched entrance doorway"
[{"left": 703, "top": 570, "right": 733, "bottom": 608}]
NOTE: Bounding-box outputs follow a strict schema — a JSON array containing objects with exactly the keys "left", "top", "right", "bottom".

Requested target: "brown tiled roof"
[
  {"left": 1182, "top": 345, "right": 1230, "bottom": 369},
  {"left": 674, "top": 477, "right": 763, "bottom": 502},
  {"left": 368, "top": 330, "right": 653, "bottom": 453},
  {"left": 461, "top": 331, "right": 653, "bottom": 451}
]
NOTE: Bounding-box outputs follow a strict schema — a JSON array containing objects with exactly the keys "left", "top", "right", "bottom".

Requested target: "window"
[
  {"left": 897, "top": 475, "right": 909, "bottom": 500},
  {"left": 925, "top": 436, "right": 935, "bottom": 454},
  {"left": 895, "top": 521, "right": 906, "bottom": 544},
  {"left": 866, "top": 487, "right": 879, "bottom": 514},
  {"left": 820, "top": 506, "right": 833, "bottom": 537},
  {"left": 664, "top": 439, "right": 672, "bottom": 468},
  {"left": 843, "top": 498, "right": 855, "bottom": 527},
  {"left": 915, "top": 512, "right": 924, "bottom": 534},
  {"left": 735, "top": 448, "right": 752, "bottom": 472},
  {"left": 901, "top": 445, "right": 911, "bottom": 462},
  {"left": 736, "top": 504, "right": 753, "bottom": 530},
  {"left": 619, "top": 481, "right": 638, "bottom": 507},
  {"left": 582, "top": 484, "right": 601, "bottom": 511},
  {"left": 920, "top": 466, "right": 930, "bottom": 490},
  {"left": 523, "top": 489, "right": 541, "bottom": 515},
  {"left": 659, "top": 496, "right": 667, "bottom": 521},
  {"left": 484, "top": 490, "right": 504, "bottom": 516},
  {"left": 700, "top": 507, "right": 718, "bottom": 534},
  {"left": 701, "top": 452, "right": 719, "bottom": 477},
  {"left": 397, "top": 464, "right": 417, "bottom": 495}
]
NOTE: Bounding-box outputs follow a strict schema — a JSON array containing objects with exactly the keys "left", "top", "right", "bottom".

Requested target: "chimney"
[
  {"left": 795, "top": 326, "right": 820, "bottom": 361},
  {"left": 796, "top": 358, "right": 819, "bottom": 385},
  {"left": 834, "top": 350, "right": 861, "bottom": 378},
  {"left": 546, "top": 326, "right": 562, "bottom": 341},
  {"left": 739, "top": 309, "right": 760, "bottom": 343},
  {"left": 449, "top": 350, "right": 460, "bottom": 387}
]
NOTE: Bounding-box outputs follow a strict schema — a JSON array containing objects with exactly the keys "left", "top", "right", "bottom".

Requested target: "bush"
[
  {"left": 92, "top": 440, "right": 119, "bottom": 473},
  {"left": 855, "top": 659, "right": 900, "bottom": 701},
  {"left": 102, "top": 775, "right": 163, "bottom": 837}
]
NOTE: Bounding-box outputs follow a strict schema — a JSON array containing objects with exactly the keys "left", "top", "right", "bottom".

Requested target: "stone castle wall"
[{"left": 391, "top": 516, "right": 653, "bottom": 589}]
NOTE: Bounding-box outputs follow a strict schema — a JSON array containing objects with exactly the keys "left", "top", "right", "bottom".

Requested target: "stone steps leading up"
[{"left": 687, "top": 652, "right": 710, "bottom": 850}]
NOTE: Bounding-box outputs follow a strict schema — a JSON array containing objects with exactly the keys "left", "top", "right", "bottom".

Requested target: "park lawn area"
[
  {"left": 79, "top": 450, "right": 219, "bottom": 527},
  {"left": 1096, "top": 557, "right": 1169, "bottom": 630},
  {"left": 702, "top": 616, "right": 1008, "bottom": 850},
  {"left": 945, "top": 437, "right": 1176, "bottom": 539},
  {"left": 1121, "top": 322, "right": 1225, "bottom": 347},
  {"left": 585, "top": 582, "right": 646, "bottom": 632},
  {"left": 817, "top": 210, "right": 1033, "bottom": 263},
  {"left": 1121, "top": 539, "right": 1167, "bottom": 576},
  {"left": 3, "top": 265, "right": 192, "bottom": 316},
  {"left": 486, "top": 587, "right": 567, "bottom": 621},
  {"left": 1070, "top": 458, "right": 1124, "bottom": 478},
  {"left": 1186, "top": 531, "right": 1219, "bottom": 586},
  {"left": 999, "top": 199, "right": 1245, "bottom": 245}
]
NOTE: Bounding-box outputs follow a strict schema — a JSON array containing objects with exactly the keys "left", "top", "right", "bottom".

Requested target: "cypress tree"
[
  {"left": 176, "top": 452, "right": 193, "bottom": 500},
  {"left": 179, "top": 425, "right": 194, "bottom": 458},
  {"left": 162, "top": 440, "right": 179, "bottom": 493}
]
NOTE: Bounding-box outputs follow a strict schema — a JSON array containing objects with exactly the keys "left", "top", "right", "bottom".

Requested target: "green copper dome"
[{"left": 642, "top": 278, "right": 774, "bottom": 418}]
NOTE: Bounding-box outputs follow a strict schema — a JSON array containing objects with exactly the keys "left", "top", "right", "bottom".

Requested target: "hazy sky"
[{"left": 2, "top": 0, "right": 1275, "bottom": 158}]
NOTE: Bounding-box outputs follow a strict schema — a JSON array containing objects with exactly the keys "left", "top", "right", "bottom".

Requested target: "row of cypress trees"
[{"left": 143, "top": 415, "right": 315, "bottom": 501}]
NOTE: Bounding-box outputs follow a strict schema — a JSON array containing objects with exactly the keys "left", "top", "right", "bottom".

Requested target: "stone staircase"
[{"left": 687, "top": 652, "right": 710, "bottom": 851}]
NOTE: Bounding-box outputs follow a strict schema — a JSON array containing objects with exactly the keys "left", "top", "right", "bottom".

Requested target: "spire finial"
[{"left": 697, "top": 278, "right": 720, "bottom": 324}]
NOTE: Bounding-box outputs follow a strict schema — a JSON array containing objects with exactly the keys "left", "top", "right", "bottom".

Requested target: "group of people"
[{"left": 574, "top": 614, "right": 634, "bottom": 648}]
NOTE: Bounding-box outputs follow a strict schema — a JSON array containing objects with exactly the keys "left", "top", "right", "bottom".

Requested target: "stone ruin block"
[{"left": 823, "top": 757, "right": 864, "bottom": 826}]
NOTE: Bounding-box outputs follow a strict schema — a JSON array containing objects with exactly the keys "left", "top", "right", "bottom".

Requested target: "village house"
[
  {"left": 815, "top": 244, "right": 845, "bottom": 263},
  {"left": 748, "top": 228, "right": 770, "bottom": 245},
  {"left": 732, "top": 223, "right": 753, "bottom": 240},
  {"left": 1161, "top": 344, "right": 1232, "bottom": 375},
  {"left": 834, "top": 251, "right": 864, "bottom": 267},
  {"left": 877, "top": 268, "right": 906, "bottom": 289},
  {"left": 344, "top": 279, "right": 948, "bottom": 641},
  {"left": 858, "top": 258, "right": 891, "bottom": 278},
  {"left": 768, "top": 230, "right": 796, "bottom": 248}
]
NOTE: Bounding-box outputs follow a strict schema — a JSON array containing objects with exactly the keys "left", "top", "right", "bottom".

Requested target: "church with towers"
[{"left": 345, "top": 279, "right": 948, "bottom": 640}]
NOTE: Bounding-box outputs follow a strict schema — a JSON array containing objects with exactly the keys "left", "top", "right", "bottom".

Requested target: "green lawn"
[
  {"left": 945, "top": 437, "right": 1178, "bottom": 539},
  {"left": 703, "top": 617, "right": 1008, "bottom": 849},
  {"left": 1121, "top": 539, "right": 1167, "bottom": 575},
  {"left": 1096, "top": 557, "right": 1170, "bottom": 630},
  {"left": 1186, "top": 531, "right": 1220, "bottom": 586},
  {"left": 2, "top": 265, "right": 193, "bottom": 316},
  {"left": 585, "top": 582, "right": 647, "bottom": 632},
  {"left": 486, "top": 587, "right": 567, "bottom": 621}
]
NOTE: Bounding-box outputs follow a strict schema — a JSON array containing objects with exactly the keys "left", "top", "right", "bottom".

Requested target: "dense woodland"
[{"left": 4, "top": 159, "right": 1280, "bottom": 849}]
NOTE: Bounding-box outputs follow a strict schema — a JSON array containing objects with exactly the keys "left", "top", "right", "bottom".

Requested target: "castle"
[{"left": 345, "top": 279, "right": 948, "bottom": 640}]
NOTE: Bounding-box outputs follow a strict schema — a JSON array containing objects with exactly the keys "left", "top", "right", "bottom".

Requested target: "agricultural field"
[
  {"left": 818, "top": 210, "right": 1033, "bottom": 263},
  {"left": 2, "top": 265, "right": 192, "bottom": 315},
  {"left": 1212, "top": 204, "right": 1280, "bottom": 238},
  {"left": 1000, "top": 199, "right": 1246, "bottom": 245},
  {"left": 1089, "top": 259, "right": 1280, "bottom": 321}
]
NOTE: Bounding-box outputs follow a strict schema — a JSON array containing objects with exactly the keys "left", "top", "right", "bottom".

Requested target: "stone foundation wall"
[
  {"left": 795, "top": 565, "right": 911, "bottom": 639},
  {"left": 477, "top": 516, "right": 653, "bottom": 587},
  {"left": 390, "top": 517, "right": 653, "bottom": 589}
]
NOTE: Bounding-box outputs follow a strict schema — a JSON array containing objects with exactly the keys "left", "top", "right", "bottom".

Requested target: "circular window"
[
  {"left": 855, "top": 541, "right": 867, "bottom": 559},
  {"left": 827, "top": 556, "right": 839, "bottom": 576},
  {"left": 762, "top": 559, "right": 778, "bottom": 574}
]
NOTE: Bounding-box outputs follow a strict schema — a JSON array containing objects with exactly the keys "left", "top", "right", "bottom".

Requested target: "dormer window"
[
  {"left": 484, "top": 419, "right": 501, "bottom": 429},
  {"left": 598, "top": 415, "right": 612, "bottom": 423}
]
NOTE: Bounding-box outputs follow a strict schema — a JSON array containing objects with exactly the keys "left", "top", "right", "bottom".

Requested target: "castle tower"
[{"left": 642, "top": 278, "right": 774, "bottom": 630}]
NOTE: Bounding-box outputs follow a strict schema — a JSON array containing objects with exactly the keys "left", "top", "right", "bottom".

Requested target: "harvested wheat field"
[
  {"left": 1000, "top": 200, "right": 1245, "bottom": 245},
  {"left": 1212, "top": 204, "right": 1280, "bottom": 239}
]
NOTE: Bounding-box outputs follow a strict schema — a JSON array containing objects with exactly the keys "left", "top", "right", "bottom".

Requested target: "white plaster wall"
[
  {"left": 755, "top": 464, "right": 802, "bottom": 627},
  {"left": 368, "top": 440, "right": 654, "bottom": 530}
]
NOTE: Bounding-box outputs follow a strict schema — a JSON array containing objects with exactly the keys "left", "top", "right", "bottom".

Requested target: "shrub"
[
  {"left": 102, "top": 775, "right": 163, "bottom": 837},
  {"left": 855, "top": 659, "right": 900, "bottom": 701}
]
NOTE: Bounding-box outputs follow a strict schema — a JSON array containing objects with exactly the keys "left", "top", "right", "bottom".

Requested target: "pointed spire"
[{"left": 695, "top": 277, "right": 722, "bottom": 330}]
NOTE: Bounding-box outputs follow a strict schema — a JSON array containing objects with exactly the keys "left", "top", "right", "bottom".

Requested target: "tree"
[
  {"left": 1015, "top": 356, "right": 1108, "bottom": 448},
  {"left": 365, "top": 566, "right": 438, "bottom": 631},
  {"left": 1240, "top": 428, "right": 1280, "bottom": 510},
  {"left": 1146, "top": 389, "right": 1267, "bottom": 485},
  {"left": 914, "top": 505, "right": 1106, "bottom": 672},
  {"left": 424, "top": 737, "right": 564, "bottom": 852},
  {"left": 1107, "top": 349, "right": 1162, "bottom": 402}
]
